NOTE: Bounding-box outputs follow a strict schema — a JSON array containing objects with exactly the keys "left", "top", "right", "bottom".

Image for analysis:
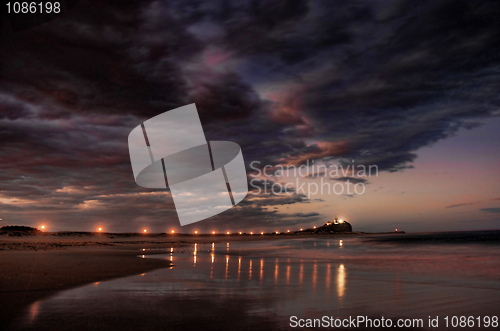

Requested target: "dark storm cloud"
[
  {"left": 446, "top": 202, "right": 478, "bottom": 209},
  {"left": 480, "top": 208, "right": 500, "bottom": 214},
  {"left": 1, "top": 0, "right": 499, "bottom": 230}
]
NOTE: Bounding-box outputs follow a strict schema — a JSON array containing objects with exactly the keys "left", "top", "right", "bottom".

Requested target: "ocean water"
[{"left": 14, "top": 235, "right": 500, "bottom": 330}]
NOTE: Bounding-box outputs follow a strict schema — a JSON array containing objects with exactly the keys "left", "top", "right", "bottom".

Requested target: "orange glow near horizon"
[
  {"left": 226, "top": 231, "right": 230, "bottom": 235},
  {"left": 194, "top": 230, "right": 198, "bottom": 234},
  {"left": 212, "top": 231, "right": 216, "bottom": 234},
  {"left": 300, "top": 228, "right": 303, "bottom": 231},
  {"left": 171, "top": 230, "right": 175, "bottom": 234},
  {"left": 261, "top": 232, "right": 264, "bottom": 235},
  {"left": 239, "top": 232, "right": 242, "bottom": 235},
  {"left": 250, "top": 232, "right": 253, "bottom": 235},
  {"left": 97, "top": 227, "right": 102, "bottom": 232},
  {"left": 143, "top": 229, "right": 147, "bottom": 233},
  {"left": 287, "top": 230, "right": 290, "bottom": 233}
]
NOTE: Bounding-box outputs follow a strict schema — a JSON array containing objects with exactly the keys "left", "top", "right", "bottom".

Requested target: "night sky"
[{"left": 1, "top": 0, "right": 499, "bottom": 233}]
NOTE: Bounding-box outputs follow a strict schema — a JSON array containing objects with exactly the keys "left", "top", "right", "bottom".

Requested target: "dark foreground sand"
[{"left": 0, "top": 238, "right": 171, "bottom": 328}]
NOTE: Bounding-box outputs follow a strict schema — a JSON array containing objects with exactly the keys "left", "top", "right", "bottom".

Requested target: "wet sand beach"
[{"left": 1, "top": 231, "right": 499, "bottom": 330}]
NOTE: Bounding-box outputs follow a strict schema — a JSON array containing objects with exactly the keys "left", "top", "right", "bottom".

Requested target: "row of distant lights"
[
  {"left": 41, "top": 220, "right": 346, "bottom": 234},
  {"left": 97, "top": 225, "right": 324, "bottom": 234}
]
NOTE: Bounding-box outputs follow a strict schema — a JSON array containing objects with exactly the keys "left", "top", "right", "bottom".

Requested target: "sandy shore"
[{"left": 0, "top": 235, "right": 176, "bottom": 329}]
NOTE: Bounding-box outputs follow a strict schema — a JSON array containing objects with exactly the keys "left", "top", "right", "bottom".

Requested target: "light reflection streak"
[
  {"left": 238, "top": 257, "right": 241, "bottom": 280},
  {"left": 249, "top": 260, "right": 253, "bottom": 280},
  {"left": 226, "top": 255, "right": 229, "bottom": 279},
  {"left": 312, "top": 262, "right": 317, "bottom": 291},
  {"left": 299, "top": 261, "right": 304, "bottom": 286},
  {"left": 259, "top": 258, "right": 264, "bottom": 282},
  {"left": 326, "top": 263, "right": 331, "bottom": 295},
  {"left": 337, "top": 264, "right": 345, "bottom": 298},
  {"left": 286, "top": 264, "right": 291, "bottom": 285},
  {"left": 28, "top": 300, "right": 40, "bottom": 325},
  {"left": 193, "top": 243, "right": 197, "bottom": 265},
  {"left": 274, "top": 258, "right": 279, "bottom": 284}
]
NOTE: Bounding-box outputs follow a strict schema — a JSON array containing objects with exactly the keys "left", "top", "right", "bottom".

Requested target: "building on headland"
[{"left": 301, "top": 218, "right": 353, "bottom": 234}]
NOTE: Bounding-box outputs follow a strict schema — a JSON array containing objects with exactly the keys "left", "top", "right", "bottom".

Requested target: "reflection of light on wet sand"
[
  {"left": 249, "top": 260, "right": 253, "bottom": 280},
  {"left": 260, "top": 259, "right": 264, "bottom": 282},
  {"left": 274, "top": 259, "right": 278, "bottom": 284},
  {"left": 337, "top": 264, "right": 345, "bottom": 298},
  {"left": 326, "top": 263, "right": 331, "bottom": 296},
  {"left": 212, "top": 243, "right": 214, "bottom": 251},
  {"left": 339, "top": 240, "right": 343, "bottom": 248},
  {"left": 194, "top": 243, "right": 197, "bottom": 264},
  {"left": 299, "top": 261, "right": 304, "bottom": 286},
  {"left": 312, "top": 263, "right": 317, "bottom": 291},
  {"left": 170, "top": 247, "right": 173, "bottom": 253},
  {"left": 211, "top": 253, "right": 215, "bottom": 264},
  {"left": 227, "top": 243, "right": 229, "bottom": 251},
  {"left": 286, "top": 264, "right": 291, "bottom": 285},
  {"left": 238, "top": 257, "right": 241, "bottom": 280},
  {"left": 226, "top": 255, "right": 229, "bottom": 279},
  {"left": 29, "top": 300, "right": 40, "bottom": 325}
]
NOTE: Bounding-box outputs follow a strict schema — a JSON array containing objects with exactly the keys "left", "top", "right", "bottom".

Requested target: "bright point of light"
[
  {"left": 260, "top": 232, "right": 264, "bottom": 235},
  {"left": 338, "top": 219, "right": 344, "bottom": 223},
  {"left": 300, "top": 228, "right": 303, "bottom": 231},
  {"left": 313, "top": 226, "right": 316, "bottom": 229},
  {"left": 194, "top": 230, "right": 198, "bottom": 234},
  {"left": 143, "top": 229, "right": 147, "bottom": 233},
  {"left": 275, "top": 231, "right": 279, "bottom": 234},
  {"left": 98, "top": 227, "right": 102, "bottom": 232},
  {"left": 212, "top": 231, "right": 216, "bottom": 234},
  {"left": 226, "top": 231, "right": 230, "bottom": 235},
  {"left": 40, "top": 225, "right": 46, "bottom": 230},
  {"left": 287, "top": 230, "right": 290, "bottom": 233},
  {"left": 250, "top": 232, "right": 253, "bottom": 235},
  {"left": 395, "top": 228, "right": 398, "bottom": 232},
  {"left": 339, "top": 240, "right": 343, "bottom": 247},
  {"left": 171, "top": 230, "right": 175, "bottom": 234},
  {"left": 239, "top": 232, "right": 242, "bottom": 235}
]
